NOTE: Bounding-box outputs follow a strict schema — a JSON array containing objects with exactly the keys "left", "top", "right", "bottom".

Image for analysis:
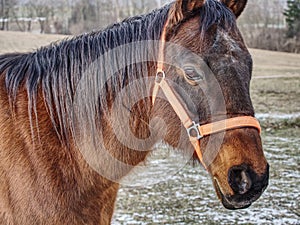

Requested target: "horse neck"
[{"left": 104, "top": 60, "right": 156, "bottom": 145}]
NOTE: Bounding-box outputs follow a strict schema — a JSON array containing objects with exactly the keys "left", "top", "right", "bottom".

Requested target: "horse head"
[{"left": 152, "top": 0, "right": 269, "bottom": 210}]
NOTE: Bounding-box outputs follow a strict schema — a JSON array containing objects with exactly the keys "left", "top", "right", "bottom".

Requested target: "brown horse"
[{"left": 0, "top": 0, "right": 269, "bottom": 224}]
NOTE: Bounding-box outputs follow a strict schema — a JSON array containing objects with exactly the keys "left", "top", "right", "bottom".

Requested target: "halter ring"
[
  {"left": 155, "top": 71, "right": 166, "bottom": 84},
  {"left": 187, "top": 121, "right": 203, "bottom": 140}
]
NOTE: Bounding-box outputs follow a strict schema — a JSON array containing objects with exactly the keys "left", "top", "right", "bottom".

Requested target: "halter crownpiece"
[{"left": 152, "top": 20, "right": 262, "bottom": 168}]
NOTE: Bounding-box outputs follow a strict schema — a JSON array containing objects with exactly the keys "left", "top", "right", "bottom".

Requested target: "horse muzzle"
[{"left": 213, "top": 163, "right": 269, "bottom": 210}]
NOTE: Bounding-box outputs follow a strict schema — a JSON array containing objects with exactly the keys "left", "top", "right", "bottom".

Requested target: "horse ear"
[
  {"left": 221, "top": 0, "right": 248, "bottom": 18},
  {"left": 169, "top": 0, "right": 206, "bottom": 26}
]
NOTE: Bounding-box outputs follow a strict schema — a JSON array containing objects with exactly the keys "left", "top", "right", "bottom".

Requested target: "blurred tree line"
[
  {"left": 0, "top": 0, "right": 299, "bottom": 53},
  {"left": 238, "top": 0, "right": 300, "bottom": 52},
  {"left": 0, "top": 0, "right": 167, "bottom": 34}
]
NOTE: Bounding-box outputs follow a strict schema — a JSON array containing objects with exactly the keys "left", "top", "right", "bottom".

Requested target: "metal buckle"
[
  {"left": 155, "top": 70, "right": 165, "bottom": 84},
  {"left": 187, "top": 121, "right": 202, "bottom": 140}
]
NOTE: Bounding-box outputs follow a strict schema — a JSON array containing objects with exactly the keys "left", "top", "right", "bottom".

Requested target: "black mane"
[
  {"left": 0, "top": 0, "right": 235, "bottom": 143},
  {"left": 200, "top": 0, "right": 235, "bottom": 33}
]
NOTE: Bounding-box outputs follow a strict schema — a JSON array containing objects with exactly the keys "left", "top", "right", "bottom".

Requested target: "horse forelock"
[
  {"left": 166, "top": 0, "right": 236, "bottom": 40},
  {"left": 199, "top": 0, "right": 236, "bottom": 34}
]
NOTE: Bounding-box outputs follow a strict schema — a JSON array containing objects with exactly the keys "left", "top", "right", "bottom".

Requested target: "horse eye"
[{"left": 184, "top": 67, "right": 204, "bottom": 84}]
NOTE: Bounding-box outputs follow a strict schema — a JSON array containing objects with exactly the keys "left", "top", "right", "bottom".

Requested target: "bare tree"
[
  {"left": 0, "top": 0, "right": 5, "bottom": 30},
  {"left": 237, "top": 0, "right": 290, "bottom": 51},
  {"left": 0, "top": 0, "right": 18, "bottom": 30}
]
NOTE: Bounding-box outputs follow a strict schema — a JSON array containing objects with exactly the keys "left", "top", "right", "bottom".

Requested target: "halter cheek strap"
[{"left": 152, "top": 21, "right": 261, "bottom": 169}]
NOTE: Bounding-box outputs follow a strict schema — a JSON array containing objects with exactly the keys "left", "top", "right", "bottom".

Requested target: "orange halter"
[{"left": 152, "top": 21, "right": 261, "bottom": 168}]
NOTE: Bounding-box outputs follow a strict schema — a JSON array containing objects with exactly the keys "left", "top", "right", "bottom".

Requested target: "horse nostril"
[
  {"left": 238, "top": 170, "right": 252, "bottom": 194},
  {"left": 228, "top": 166, "right": 252, "bottom": 195}
]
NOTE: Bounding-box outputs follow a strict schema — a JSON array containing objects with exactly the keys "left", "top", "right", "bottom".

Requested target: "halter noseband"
[{"left": 152, "top": 21, "right": 261, "bottom": 168}]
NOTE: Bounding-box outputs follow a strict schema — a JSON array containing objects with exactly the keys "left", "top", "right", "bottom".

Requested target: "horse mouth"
[{"left": 213, "top": 178, "right": 263, "bottom": 210}]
